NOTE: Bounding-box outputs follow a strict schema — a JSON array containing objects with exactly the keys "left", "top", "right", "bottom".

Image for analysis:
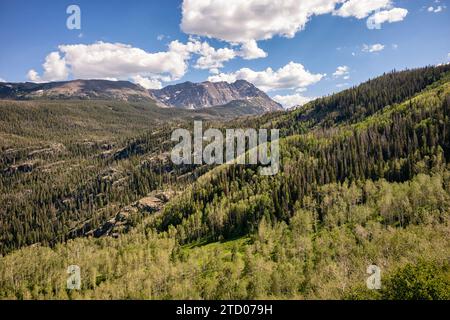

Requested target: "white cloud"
[
  {"left": 335, "top": 0, "right": 408, "bottom": 30},
  {"left": 336, "top": 83, "right": 350, "bottom": 88},
  {"left": 181, "top": 0, "right": 343, "bottom": 43},
  {"left": 27, "top": 39, "right": 241, "bottom": 83},
  {"left": 28, "top": 42, "right": 188, "bottom": 83},
  {"left": 0, "top": 77, "right": 6, "bottom": 82},
  {"left": 27, "top": 51, "right": 69, "bottom": 82},
  {"left": 168, "top": 38, "right": 268, "bottom": 68},
  {"left": 195, "top": 46, "right": 236, "bottom": 70},
  {"left": 335, "top": 0, "right": 391, "bottom": 19},
  {"left": 207, "top": 72, "right": 237, "bottom": 84},
  {"left": 169, "top": 38, "right": 237, "bottom": 72},
  {"left": 428, "top": 6, "right": 446, "bottom": 13},
  {"left": 61, "top": 42, "right": 186, "bottom": 80},
  {"left": 181, "top": 0, "right": 407, "bottom": 55},
  {"left": 272, "top": 93, "right": 313, "bottom": 108},
  {"left": 239, "top": 40, "right": 268, "bottom": 60},
  {"left": 333, "top": 65, "right": 350, "bottom": 78},
  {"left": 131, "top": 75, "right": 162, "bottom": 90},
  {"left": 362, "top": 43, "right": 385, "bottom": 53},
  {"left": 366, "top": 7, "right": 408, "bottom": 26},
  {"left": 27, "top": 70, "right": 41, "bottom": 82},
  {"left": 208, "top": 61, "right": 325, "bottom": 92}
]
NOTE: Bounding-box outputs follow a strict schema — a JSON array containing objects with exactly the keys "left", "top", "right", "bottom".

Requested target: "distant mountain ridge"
[
  {"left": 0, "top": 79, "right": 282, "bottom": 113},
  {"left": 0, "top": 79, "right": 154, "bottom": 102},
  {"left": 149, "top": 79, "right": 283, "bottom": 112}
]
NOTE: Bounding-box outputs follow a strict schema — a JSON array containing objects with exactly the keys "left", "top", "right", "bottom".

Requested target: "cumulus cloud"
[
  {"left": 131, "top": 75, "right": 162, "bottom": 90},
  {"left": 366, "top": 7, "right": 408, "bottom": 25},
  {"left": 208, "top": 61, "right": 325, "bottom": 92},
  {"left": 27, "top": 70, "right": 41, "bottom": 82},
  {"left": 335, "top": 0, "right": 391, "bottom": 19},
  {"left": 169, "top": 38, "right": 237, "bottom": 72},
  {"left": 239, "top": 40, "right": 268, "bottom": 60},
  {"left": 27, "top": 39, "right": 242, "bottom": 84},
  {"left": 61, "top": 42, "right": 187, "bottom": 80},
  {"left": 362, "top": 43, "right": 385, "bottom": 53},
  {"left": 196, "top": 47, "right": 235, "bottom": 70},
  {"left": 181, "top": 0, "right": 407, "bottom": 55},
  {"left": 170, "top": 38, "right": 267, "bottom": 64},
  {"left": 181, "top": 0, "right": 342, "bottom": 43},
  {"left": 428, "top": 6, "right": 446, "bottom": 13},
  {"left": 27, "top": 42, "right": 188, "bottom": 83},
  {"left": 333, "top": 65, "right": 350, "bottom": 78},
  {"left": 27, "top": 52, "right": 69, "bottom": 82},
  {"left": 272, "top": 93, "right": 313, "bottom": 108},
  {"left": 196, "top": 47, "right": 236, "bottom": 70}
]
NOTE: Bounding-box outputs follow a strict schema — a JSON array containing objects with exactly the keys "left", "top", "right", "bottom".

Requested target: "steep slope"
[
  {"left": 1, "top": 66, "right": 449, "bottom": 254},
  {"left": 149, "top": 79, "right": 283, "bottom": 112},
  {"left": 270, "top": 64, "right": 450, "bottom": 135},
  {"left": 157, "top": 72, "right": 450, "bottom": 242},
  {"left": 1, "top": 66, "right": 449, "bottom": 300}
]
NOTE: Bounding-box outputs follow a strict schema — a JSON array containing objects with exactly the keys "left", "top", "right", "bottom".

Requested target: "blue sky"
[{"left": 0, "top": 0, "right": 449, "bottom": 107}]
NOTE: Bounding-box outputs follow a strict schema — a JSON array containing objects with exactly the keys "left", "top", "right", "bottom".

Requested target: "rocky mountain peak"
[{"left": 149, "top": 80, "right": 282, "bottom": 112}]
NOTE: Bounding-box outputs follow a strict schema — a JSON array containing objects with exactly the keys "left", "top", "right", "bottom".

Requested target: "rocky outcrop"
[
  {"left": 149, "top": 79, "right": 283, "bottom": 112},
  {"left": 85, "top": 190, "right": 176, "bottom": 238}
]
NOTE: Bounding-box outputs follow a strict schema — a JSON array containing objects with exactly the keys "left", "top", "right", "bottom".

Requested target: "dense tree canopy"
[{"left": 1, "top": 65, "right": 450, "bottom": 299}]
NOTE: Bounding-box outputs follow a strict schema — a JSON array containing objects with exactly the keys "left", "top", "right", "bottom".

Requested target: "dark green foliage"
[
  {"left": 0, "top": 99, "right": 237, "bottom": 254},
  {"left": 274, "top": 64, "right": 450, "bottom": 136},
  {"left": 382, "top": 261, "right": 450, "bottom": 300},
  {"left": 157, "top": 73, "right": 450, "bottom": 243},
  {"left": 1, "top": 66, "right": 450, "bottom": 300}
]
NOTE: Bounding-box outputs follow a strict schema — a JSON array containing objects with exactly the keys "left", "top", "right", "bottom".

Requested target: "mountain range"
[{"left": 0, "top": 78, "right": 282, "bottom": 113}]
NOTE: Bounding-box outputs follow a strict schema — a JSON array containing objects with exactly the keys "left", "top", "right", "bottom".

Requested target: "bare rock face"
[
  {"left": 0, "top": 79, "right": 282, "bottom": 113},
  {"left": 149, "top": 80, "right": 283, "bottom": 112},
  {"left": 86, "top": 190, "right": 177, "bottom": 238}
]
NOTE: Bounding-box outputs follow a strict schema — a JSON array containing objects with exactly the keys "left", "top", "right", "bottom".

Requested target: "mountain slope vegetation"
[
  {"left": 0, "top": 65, "right": 450, "bottom": 300},
  {"left": 0, "top": 99, "right": 261, "bottom": 253}
]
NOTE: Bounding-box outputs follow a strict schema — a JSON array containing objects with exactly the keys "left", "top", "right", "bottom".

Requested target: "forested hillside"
[
  {"left": 0, "top": 99, "right": 262, "bottom": 254},
  {"left": 0, "top": 65, "right": 449, "bottom": 300}
]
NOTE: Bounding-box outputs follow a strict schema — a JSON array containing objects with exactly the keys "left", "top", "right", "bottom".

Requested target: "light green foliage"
[{"left": 1, "top": 65, "right": 450, "bottom": 300}]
